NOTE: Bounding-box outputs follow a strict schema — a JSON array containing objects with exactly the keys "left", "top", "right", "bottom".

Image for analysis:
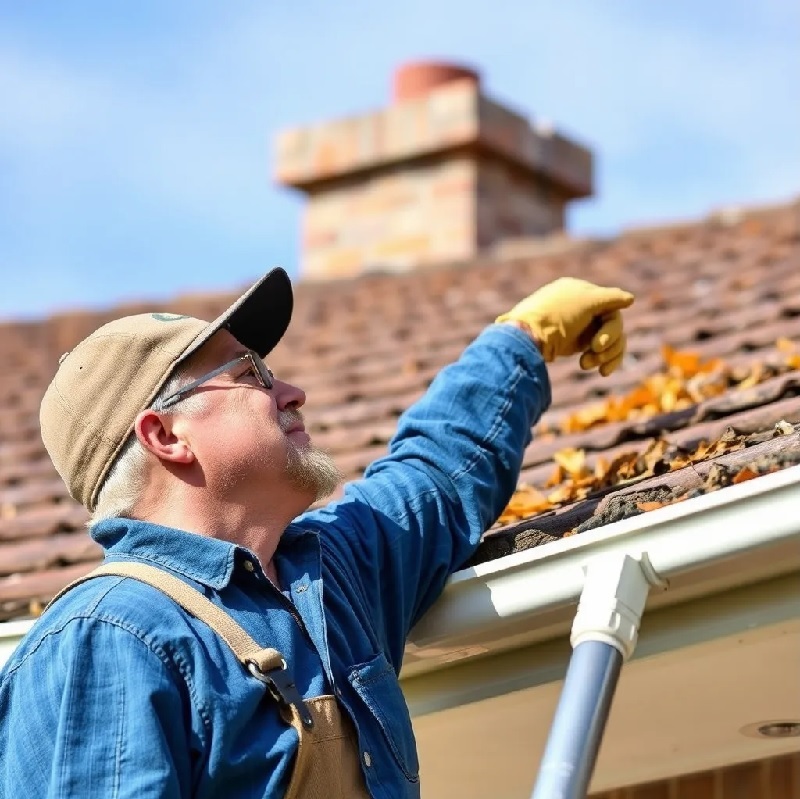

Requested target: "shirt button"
[
  {"left": 363, "top": 751, "right": 372, "bottom": 768},
  {"left": 243, "top": 560, "right": 255, "bottom": 572},
  {"left": 295, "top": 583, "right": 308, "bottom": 593}
]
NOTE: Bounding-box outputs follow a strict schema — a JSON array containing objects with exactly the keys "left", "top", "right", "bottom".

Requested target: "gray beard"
[
  {"left": 285, "top": 440, "right": 341, "bottom": 502},
  {"left": 280, "top": 409, "right": 341, "bottom": 502}
]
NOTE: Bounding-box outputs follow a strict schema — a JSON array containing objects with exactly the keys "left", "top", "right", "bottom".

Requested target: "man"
[{"left": 0, "top": 267, "right": 633, "bottom": 798}]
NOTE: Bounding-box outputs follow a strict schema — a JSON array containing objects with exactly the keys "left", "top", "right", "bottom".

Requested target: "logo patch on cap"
[{"left": 151, "top": 313, "right": 190, "bottom": 322}]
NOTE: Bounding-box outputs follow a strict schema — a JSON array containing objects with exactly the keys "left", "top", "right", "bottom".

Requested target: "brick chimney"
[{"left": 275, "top": 60, "right": 593, "bottom": 280}]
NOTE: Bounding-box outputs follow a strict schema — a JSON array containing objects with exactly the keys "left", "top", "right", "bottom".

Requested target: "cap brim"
[{"left": 182, "top": 267, "right": 294, "bottom": 360}]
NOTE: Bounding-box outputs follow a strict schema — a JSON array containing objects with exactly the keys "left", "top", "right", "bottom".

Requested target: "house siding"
[{"left": 592, "top": 753, "right": 800, "bottom": 799}]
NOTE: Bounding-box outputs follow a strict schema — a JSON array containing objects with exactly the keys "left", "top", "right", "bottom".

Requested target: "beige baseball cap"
[{"left": 40, "top": 267, "right": 293, "bottom": 511}]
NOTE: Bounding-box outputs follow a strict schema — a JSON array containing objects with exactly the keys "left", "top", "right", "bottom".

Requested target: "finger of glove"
[
  {"left": 589, "top": 312, "right": 623, "bottom": 353},
  {"left": 579, "top": 349, "right": 598, "bottom": 371},
  {"left": 582, "top": 333, "right": 626, "bottom": 371},
  {"left": 599, "top": 348, "right": 626, "bottom": 377},
  {"left": 596, "top": 332, "right": 626, "bottom": 365},
  {"left": 586, "top": 287, "right": 635, "bottom": 317}
]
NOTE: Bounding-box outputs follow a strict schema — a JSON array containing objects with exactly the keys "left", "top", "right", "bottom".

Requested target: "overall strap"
[{"left": 46, "top": 561, "right": 314, "bottom": 729}]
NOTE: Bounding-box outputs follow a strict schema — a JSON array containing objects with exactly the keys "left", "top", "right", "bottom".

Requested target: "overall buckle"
[{"left": 247, "top": 659, "right": 315, "bottom": 730}]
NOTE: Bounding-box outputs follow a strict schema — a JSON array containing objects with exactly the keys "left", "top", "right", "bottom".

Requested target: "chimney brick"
[{"left": 275, "top": 61, "right": 594, "bottom": 280}]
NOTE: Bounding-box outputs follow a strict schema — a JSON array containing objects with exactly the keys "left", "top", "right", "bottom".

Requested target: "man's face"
[{"left": 170, "top": 330, "right": 340, "bottom": 506}]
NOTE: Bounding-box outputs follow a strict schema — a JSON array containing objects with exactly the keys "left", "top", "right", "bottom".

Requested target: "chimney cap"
[{"left": 392, "top": 60, "right": 481, "bottom": 102}]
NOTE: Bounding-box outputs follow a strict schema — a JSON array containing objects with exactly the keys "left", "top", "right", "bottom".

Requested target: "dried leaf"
[
  {"left": 547, "top": 484, "right": 579, "bottom": 504},
  {"left": 545, "top": 464, "right": 565, "bottom": 488},
  {"left": 604, "top": 451, "right": 639, "bottom": 481},
  {"left": 544, "top": 342, "right": 788, "bottom": 437},
  {"left": 668, "top": 454, "right": 693, "bottom": 469},
  {"left": 737, "top": 362, "right": 765, "bottom": 390},
  {"left": 637, "top": 501, "right": 668, "bottom": 512},
  {"left": 774, "top": 419, "right": 795, "bottom": 436},
  {"left": 776, "top": 338, "right": 800, "bottom": 369},
  {"left": 732, "top": 467, "right": 759, "bottom": 484},
  {"left": 662, "top": 344, "right": 698, "bottom": 376},
  {"left": 525, "top": 338, "right": 800, "bottom": 520},
  {"left": 552, "top": 448, "right": 589, "bottom": 480},
  {"left": 497, "top": 485, "right": 554, "bottom": 524},
  {"left": 640, "top": 438, "right": 670, "bottom": 475}
]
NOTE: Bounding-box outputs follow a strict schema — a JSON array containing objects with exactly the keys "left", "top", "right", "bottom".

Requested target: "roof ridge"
[{"left": 618, "top": 194, "right": 800, "bottom": 239}]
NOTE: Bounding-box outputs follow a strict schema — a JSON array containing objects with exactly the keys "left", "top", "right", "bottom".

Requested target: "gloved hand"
[{"left": 496, "top": 277, "right": 635, "bottom": 376}]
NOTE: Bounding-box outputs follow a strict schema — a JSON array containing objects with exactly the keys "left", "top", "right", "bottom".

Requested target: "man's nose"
[{"left": 274, "top": 380, "right": 306, "bottom": 412}]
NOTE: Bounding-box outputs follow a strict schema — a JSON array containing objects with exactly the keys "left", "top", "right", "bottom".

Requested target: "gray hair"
[{"left": 89, "top": 368, "right": 206, "bottom": 526}]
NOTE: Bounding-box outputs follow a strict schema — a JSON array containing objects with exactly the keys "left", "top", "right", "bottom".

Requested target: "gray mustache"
[{"left": 279, "top": 409, "right": 304, "bottom": 433}]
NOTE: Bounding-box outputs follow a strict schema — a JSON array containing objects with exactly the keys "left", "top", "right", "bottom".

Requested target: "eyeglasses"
[{"left": 159, "top": 351, "right": 274, "bottom": 410}]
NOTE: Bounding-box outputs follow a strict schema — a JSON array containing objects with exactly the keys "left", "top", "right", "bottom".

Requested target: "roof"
[{"left": 1, "top": 198, "right": 799, "bottom": 622}]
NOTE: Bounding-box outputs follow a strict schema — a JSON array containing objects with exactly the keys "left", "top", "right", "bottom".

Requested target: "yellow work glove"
[{"left": 496, "top": 277, "right": 635, "bottom": 376}]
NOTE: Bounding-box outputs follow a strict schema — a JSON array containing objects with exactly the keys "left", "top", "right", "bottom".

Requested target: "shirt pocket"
[{"left": 349, "top": 651, "right": 420, "bottom": 782}]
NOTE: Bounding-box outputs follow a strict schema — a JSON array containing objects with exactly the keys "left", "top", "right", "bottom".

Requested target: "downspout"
[{"left": 531, "top": 553, "right": 667, "bottom": 798}]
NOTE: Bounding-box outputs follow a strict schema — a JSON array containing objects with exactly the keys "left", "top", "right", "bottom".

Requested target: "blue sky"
[{"left": 1, "top": 1, "right": 798, "bottom": 321}]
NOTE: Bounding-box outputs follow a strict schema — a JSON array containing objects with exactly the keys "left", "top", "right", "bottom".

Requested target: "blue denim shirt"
[{"left": 0, "top": 324, "right": 550, "bottom": 799}]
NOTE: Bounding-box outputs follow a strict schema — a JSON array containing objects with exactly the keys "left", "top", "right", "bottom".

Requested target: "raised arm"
[{"left": 301, "top": 278, "right": 634, "bottom": 668}]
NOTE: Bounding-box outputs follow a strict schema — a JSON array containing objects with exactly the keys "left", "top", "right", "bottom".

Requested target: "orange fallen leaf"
[
  {"left": 732, "top": 467, "right": 759, "bottom": 484},
  {"left": 497, "top": 485, "right": 554, "bottom": 524},
  {"left": 541, "top": 342, "right": 788, "bottom": 438},
  {"left": 737, "top": 362, "right": 765, "bottom": 390},
  {"left": 545, "top": 464, "right": 565, "bottom": 488},
  {"left": 553, "top": 448, "right": 590, "bottom": 480},
  {"left": 547, "top": 484, "right": 582, "bottom": 505},
  {"left": 776, "top": 338, "right": 800, "bottom": 369},
  {"left": 637, "top": 501, "right": 669, "bottom": 512}
]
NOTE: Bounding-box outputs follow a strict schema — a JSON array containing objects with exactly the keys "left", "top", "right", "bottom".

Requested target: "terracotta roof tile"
[{"left": 0, "top": 197, "right": 798, "bottom": 621}]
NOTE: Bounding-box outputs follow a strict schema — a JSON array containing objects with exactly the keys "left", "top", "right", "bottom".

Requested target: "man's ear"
[{"left": 134, "top": 409, "right": 195, "bottom": 465}]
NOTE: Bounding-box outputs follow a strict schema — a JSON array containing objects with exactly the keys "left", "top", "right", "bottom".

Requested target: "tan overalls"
[{"left": 49, "top": 562, "right": 372, "bottom": 799}]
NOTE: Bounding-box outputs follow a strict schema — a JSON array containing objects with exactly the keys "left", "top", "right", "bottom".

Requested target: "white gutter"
[
  {"left": 405, "top": 462, "right": 800, "bottom": 674},
  {"left": 3, "top": 464, "right": 800, "bottom": 672}
]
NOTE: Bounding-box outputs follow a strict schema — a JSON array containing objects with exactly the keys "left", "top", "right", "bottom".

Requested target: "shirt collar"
[
  {"left": 90, "top": 518, "right": 317, "bottom": 590},
  {"left": 91, "top": 518, "right": 242, "bottom": 589}
]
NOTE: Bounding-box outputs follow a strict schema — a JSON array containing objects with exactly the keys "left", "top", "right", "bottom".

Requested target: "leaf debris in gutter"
[{"left": 470, "top": 424, "right": 800, "bottom": 567}]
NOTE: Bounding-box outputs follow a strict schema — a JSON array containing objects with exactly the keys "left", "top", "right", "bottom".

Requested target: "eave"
[{"left": 401, "top": 463, "right": 800, "bottom": 794}]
